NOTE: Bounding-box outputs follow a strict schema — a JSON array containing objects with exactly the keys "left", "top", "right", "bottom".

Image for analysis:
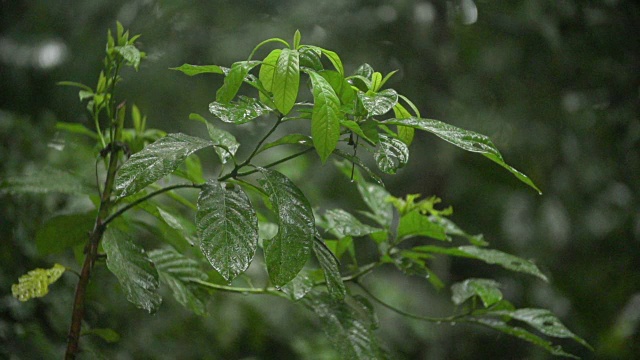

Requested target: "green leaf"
[
  {"left": 340, "top": 120, "right": 377, "bottom": 145},
  {"left": 299, "top": 47, "right": 323, "bottom": 71},
  {"left": 258, "top": 49, "right": 282, "bottom": 104},
  {"left": 55, "top": 122, "right": 98, "bottom": 140},
  {"left": 397, "top": 210, "right": 447, "bottom": 242},
  {"left": 320, "top": 48, "right": 344, "bottom": 75},
  {"left": 308, "top": 71, "right": 341, "bottom": 163},
  {"left": 11, "top": 264, "right": 66, "bottom": 301},
  {"left": 0, "top": 167, "right": 93, "bottom": 195},
  {"left": 204, "top": 122, "right": 240, "bottom": 163},
  {"left": 451, "top": 278, "right": 503, "bottom": 307},
  {"left": 115, "top": 44, "right": 141, "bottom": 70},
  {"left": 170, "top": 64, "right": 224, "bottom": 76},
  {"left": 209, "top": 95, "right": 271, "bottom": 124},
  {"left": 322, "top": 209, "right": 381, "bottom": 238},
  {"left": 333, "top": 149, "right": 384, "bottom": 186},
  {"left": 359, "top": 89, "right": 398, "bottom": 116},
  {"left": 334, "top": 164, "right": 391, "bottom": 226},
  {"left": 319, "top": 70, "right": 356, "bottom": 107},
  {"left": 36, "top": 212, "right": 95, "bottom": 255},
  {"left": 216, "top": 61, "right": 258, "bottom": 103},
  {"left": 374, "top": 134, "right": 409, "bottom": 174},
  {"left": 471, "top": 318, "right": 581, "bottom": 359},
  {"left": 385, "top": 117, "right": 542, "bottom": 194},
  {"left": 416, "top": 245, "right": 548, "bottom": 281},
  {"left": 148, "top": 248, "right": 208, "bottom": 315},
  {"left": 196, "top": 180, "right": 258, "bottom": 282},
  {"left": 302, "top": 292, "right": 385, "bottom": 359},
  {"left": 281, "top": 270, "right": 315, "bottom": 301},
  {"left": 102, "top": 227, "right": 162, "bottom": 313},
  {"left": 157, "top": 207, "right": 197, "bottom": 246},
  {"left": 57, "top": 80, "right": 93, "bottom": 92},
  {"left": 312, "top": 239, "right": 346, "bottom": 300},
  {"left": 430, "top": 216, "right": 489, "bottom": 246},
  {"left": 259, "top": 168, "right": 314, "bottom": 286},
  {"left": 293, "top": 29, "right": 301, "bottom": 49},
  {"left": 489, "top": 308, "right": 592, "bottom": 349},
  {"left": 114, "top": 133, "right": 213, "bottom": 197},
  {"left": 272, "top": 48, "right": 300, "bottom": 115},
  {"left": 392, "top": 103, "right": 415, "bottom": 146},
  {"left": 83, "top": 328, "right": 121, "bottom": 343},
  {"left": 257, "top": 133, "right": 313, "bottom": 154}
]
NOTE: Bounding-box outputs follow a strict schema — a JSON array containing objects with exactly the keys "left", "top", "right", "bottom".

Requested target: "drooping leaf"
[
  {"left": 451, "top": 278, "right": 503, "bottom": 307},
  {"left": 200, "top": 121, "right": 239, "bottom": 164},
  {"left": 209, "top": 96, "right": 271, "bottom": 124},
  {"left": 258, "top": 49, "right": 282, "bottom": 104},
  {"left": 36, "top": 212, "right": 96, "bottom": 255},
  {"left": 415, "top": 245, "right": 548, "bottom": 281},
  {"left": 216, "top": 61, "right": 259, "bottom": 103},
  {"left": 102, "top": 227, "right": 162, "bottom": 313},
  {"left": 56, "top": 122, "right": 99, "bottom": 140},
  {"left": 302, "top": 292, "right": 386, "bottom": 359},
  {"left": 299, "top": 47, "right": 323, "bottom": 71},
  {"left": 272, "top": 48, "right": 300, "bottom": 115},
  {"left": 257, "top": 133, "right": 313, "bottom": 154},
  {"left": 340, "top": 120, "right": 377, "bottom": 145},
  {"left": 281, "top": 270, "right": 315, "bottom": 301},
  {"left": 0, "top": 166, "right": 93, "bottom": 195},
  {"left": 114, "top": 133, "right": 213, "bottom": 198},
  {"left": 359, "top": 89, "right": 398, "bottom": 116},
  {"left": 470, "top": 318, "right": 581, "bottom": 359},
  {"left": 429, "top": 216, "right": 489, "bottom": 246},
  {"left": 332, "top": 149, "right": 384, "bottom": 186},
  {"left": 384, "top": 117, "right": 542, "bottom": 194},
  {"left": 170, "top": 64, "right": 224, "bottom": 76},
  {"left": 307, "top": 70, "right": 341, "bottom": 163},
  {"left": 488, "top": 308, "right": 592, "bottom": 349},
  {"left": 258, "top": 168, "right": 314, "bottom": 286},
  {"left": 322, "top": 209, "right": 381, "bottom": 239},
  {"left": 148, "top": 248, "right": 208, "bottom": 315},
  {"left": 374, "top": 134, "right": 409, "bottom": 174},
  {"left": 196, "top": 180, "right": 258, "bottom": 282},
  {"left": 312, "top": 239, "right": 347, "bottom": 300},
  {"left": 11, "top": 264, "right": 66, "bottom": 301},
  {"left": 397, "top": 210, "right": 447, "bottom": 242},
  {"left": 320, "top": 48, "right": 344, "bottom": 75}
]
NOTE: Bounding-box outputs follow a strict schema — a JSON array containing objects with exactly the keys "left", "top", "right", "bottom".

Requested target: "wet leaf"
[
  {"left": 204, "top": 121, "right": 240, "bottom": 164},
  {"left": 1, "top": 166, "right": 93, "bottom": 195},
  {"left": 451, "top": 278, "right": 503, "bottom": 307},
  {"left": 397, "top": 210, "right": 447, "bottom": 242},
  {"left": 374, "top": 134, "right": 409, "bottom": 174},
  {"left": 322, "top": 209, "right": 381, "bottom": 238},
  {"left": 313, "top": 238, "right": 347, "bottom": 300},
  {"left": 170, "top": 64, "right": 224, "bottom": 76},
  {"left": 209, "top": 96, "right": 271, "bottom": 124},
  {"left": 308, "top": 70, "right": 341, "bottom": 163},
  {"left": 359, "top": 89, "right": 398, "bottom": 116},
  {"left": 272, "top": 48, "right": 300, "bottom": 115}
]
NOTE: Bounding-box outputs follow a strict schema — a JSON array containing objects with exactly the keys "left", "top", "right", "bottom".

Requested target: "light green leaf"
[
  {"left": 471, "top": 318, "right": 581, "bottom": 359},
  {"left": 114, "top": 133, "right": 213, "bottom": 197},
  {"left": 313, "top": 239, "right": 346, "bottom": 300},
  {"left": 293, "top": 29, "right": 301, "bottom": 49},
  {"left": 0, "top": 167, "right": 93, "bottom": 195},
  {"left": 83, "top": 328, "right": 121, "bottom": 343},
  {"left": 170, "top": 64, "right": 224, "bottom": 76},
  {"left": 157, "top": 207, "right": 197, "bottom": 246},
  {"left": 56, "top": 122, "right": 98, "bottom": 140},
  {"left": 397, "top": 210, "right": 447, "bottom": 241},
  {"left": 299, "top": 47, "right": 323, "bottom": 71},
  {"left": 204, "top": 122, "right": 239, "bottom": 164},
  {"left": 322, "top": 209, "right": 381, "bottom": 238},
  {"left": 415, "top": 245, "right": 548, "bottom": 281},
  {"left": 102, "top": 227, "right": 162, "bottom": 313},
  {"left": 11, "top": 264, "right": 66, "bottom": 301},
  {"left": 374, "top": 134, "right": 409, "bottom": 174},
  {"left": 209, "top": 95, "right": 271, "bottom": 124},
  {"left": 385, "top": 117, "right": 542, "bottom": 194},
  {"left": 354, "top": 63, "right": 374, "bottom": 79},
  {"left": 429, "top": 216, "right": 489, "bottom": 246},
  {"left": 340, "top": 120, "right": 377, "bottom": 145},
  {"left": 359, "top": 89, "right": 398, "bottom": 116},
  {"left": 196, "top": 181, "right": 258, "bottom": 282},
  {"left": 319, "top": 70, "right": 356, "bottom": 107},
  {"left": 451, "top": 278, "right": 503, "bottom": 307},
  {"left": 489, "top": 308, "right": 592, "bottom": 349},
  {"left": 148, "top": 248, "right": 208, "bottom": 315},
  {"left": 259, "top": 168, "right": 314, "bottom": 286},
  {"left": 272, "top": 48, "right": 300, "bottom": 115},
  {"left": 216, "top": 61, "right": 259, "bottom": 104},
  {"left": 257, "top": 133, "right": 313, "bottom": 154},
  {"left": 308, "top": 71, "right": 341, "bottom": 162},
  {"left": 36, "top": 212, "right": 95, "bottom": 255},
  {"left": 302, "top": 292, "right": 385, "bottom": 359},
  {"left": 320, "top": 48, "right": 344, "bottom": 75},
  {"left": 392, "top": 103, "right": 415, "bottom": 146},
  {"left": 115, "top": 44, "right": 141, "bottom": 70},
  {"left": 258, "top": 49, "right": 282, "bottom": 104}
]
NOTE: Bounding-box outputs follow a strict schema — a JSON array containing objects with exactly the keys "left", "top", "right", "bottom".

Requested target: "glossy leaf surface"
[
  {"left": 451, "top": 278, "right": 503, "bottom": 307},
  {"left": 308, "top": 71, "right": 341, "bottom": 163},
  {"left": 272, "top": 48, "right": 300, "bottom": 115},
  {"left": 258, "top": 49, "right": 281, "bottom": 104},
  {"left": 170, "top": 64, "right": 224, "bottom": 76},
  {"left": 397, "top": 210, "right": 447, "bottom": 242},
  {"left": 322, "top": 209, "right": 381, "bottom": 238},
  {"left": 359, "top": 89, "right": 398, "bottom": 116},
  {"left": 313, "top": 239, "right": 346, "bottom": 300},
  {"left": 373, "top": 134, "right": 409, "bottom": 174},
  {"left": 0, "top": 167, "right": 93, "bottom": 195},
  {"left": 209, "top": 96, "right": 271, "bottom": 124}
]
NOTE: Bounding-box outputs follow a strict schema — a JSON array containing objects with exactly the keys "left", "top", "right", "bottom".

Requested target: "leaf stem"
[
  {"left": 233, "top": 147, "right": 314, "bottom": 178},
  {"left": 191, "top": 279, "right": 283, "bottom": 297}
]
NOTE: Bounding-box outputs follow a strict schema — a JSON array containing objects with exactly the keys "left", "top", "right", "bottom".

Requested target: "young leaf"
[
  {"left": 451, "top": 278, "right": 503, "bottom": 307},
  {"left": 114, "top": 133, "right": 213, "bottom": 198},
  {"left": 302, "top": 292, "right": 386, "bottom": 359},
  {"left": 148, "top": 248, "right": 208, "bottom": 316},
  {"left": 374, "top": 134, "right": 409, "bottom": 174},
  {"left": 308, "top": 71, "right": 341, "bottom": 163},
  {"left": 170, "top": 64, "right": 224, "bottom": 76},
  {"left": 392, "top": 103, "right": 415, "bottom": 146},
  {"left": 322, "top": 209, "right": 381, "bottom": 238},
  {"left": 258, "top": 49, "right": 282, "bottom": 104},
  {"left": 358, "top": 89, "right": 398, "bottom": 116},
  {"left": 397, "top": 210, "right": 447, "bottom": 242},
  {"left": 415, "top": 245, "right": 548, "bottom": 281},
  {"left": 11, "top": 264, "right": 66, "bottom": 302},
  {"left": 36, "top": 212, "right": 96, "bottom": 255},
  {"left": 196, "top": 180, "right": 258, "bottom": 282},
  {"left": 102, "top": 227, "right": 162, "bottom": 313},
  {"left": 384, "top": 117, "right": 542, "bottom": 194},
  {"left": 258, "top": 168, "right": 314, "bottom": 286},
  {"left": 209, "top": 96, "right": 271, "bottom": 124},
  {"left": 0, "top": 166, "right": 94, "bottom": 195},
  {"left": 272, "top": 48, "right": 300, "bottom": 115},
  {"left": 293, "top": 29, "right": 301, "bottom": 49},
  {"left": 312, "top": 239, "right": 347, "bottom": 300},
  {"left": 115, "top": 44, "right": 142, "bottom": 70}
]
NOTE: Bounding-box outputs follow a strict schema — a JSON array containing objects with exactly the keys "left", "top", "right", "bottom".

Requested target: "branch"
[{"left": 232, "top": 147, "right": 314, "bottom": 178}]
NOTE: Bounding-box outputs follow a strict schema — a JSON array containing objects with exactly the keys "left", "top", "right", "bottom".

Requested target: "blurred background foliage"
[{"left": 1, "top": 0, "right": 638, "bottom": 359}]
